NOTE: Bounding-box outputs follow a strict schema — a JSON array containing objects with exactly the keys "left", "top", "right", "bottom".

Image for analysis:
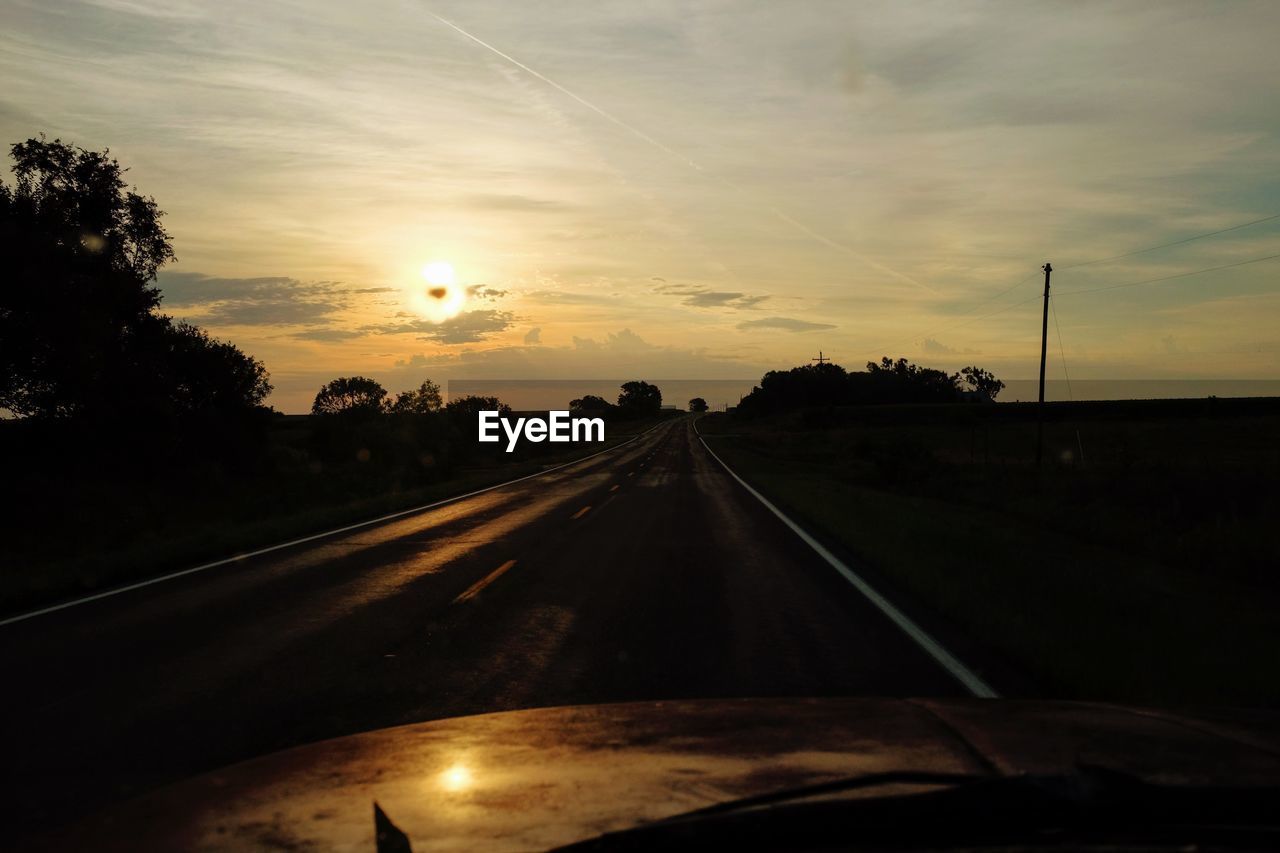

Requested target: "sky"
[{"left": 3, "top": 0, "right": 1279, "bottom": 412}]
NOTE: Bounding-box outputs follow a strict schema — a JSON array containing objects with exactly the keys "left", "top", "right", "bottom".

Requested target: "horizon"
[{"left": 3, "top": 1, "right": 1279, "bottom": 412}]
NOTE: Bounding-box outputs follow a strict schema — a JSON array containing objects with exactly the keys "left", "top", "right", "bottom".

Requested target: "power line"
[
  {"left": 1056, "top": 252, "right": 1280, "bottom": 297},
  {"left": 858, "top": 213, "right": 1279, "bottom": 359},
  {"left": 1059, "top": 212, "right": 1280, "bottom": 269},
  {"left": 1050, "top": 296, "right": 1072, "bottom": 401},
  {"left": 858, "top": 268, "right": 1042, "bottom": 357}
]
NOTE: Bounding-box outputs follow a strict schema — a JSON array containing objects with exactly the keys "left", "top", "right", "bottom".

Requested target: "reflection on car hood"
[{"left": 54, "top": 698, "right": 1280, "bottom": 851}]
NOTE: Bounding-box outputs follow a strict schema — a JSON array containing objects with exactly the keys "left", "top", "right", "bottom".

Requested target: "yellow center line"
[
  {"left": 571, "top": 505, "right": 592, "bottom": 520},
  {"left": 452, "top": 559, "right": 518, "bottom": 605}
]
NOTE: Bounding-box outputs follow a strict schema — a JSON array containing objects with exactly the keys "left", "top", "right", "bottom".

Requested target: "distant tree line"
[
  {"left": 302, "top": 375, "right": 673, "bottom": 475},
  {"left": 303, "top": 375, "right": 522, "bottom": 475},
  {"left": 567, "top": 380, "right": 663, "bottom": 420},
  {"left": 736, "top": 358, "right": 1005, "bottom": 417}
]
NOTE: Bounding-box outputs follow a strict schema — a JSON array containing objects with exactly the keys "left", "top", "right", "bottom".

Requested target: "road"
[{"left": 0, "top": 416, "right": 973, "bottom": 835}]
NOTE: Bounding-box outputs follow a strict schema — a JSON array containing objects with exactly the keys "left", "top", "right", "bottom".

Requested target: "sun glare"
[
  {"left": 439, "top": 763, "right": 474, "bottom": 792},
  {"left": 412, "top": 260, "right": 465, "bottom": 322},
  {"left": 422, "top": 261, "right": 456, "bottom": 286}
]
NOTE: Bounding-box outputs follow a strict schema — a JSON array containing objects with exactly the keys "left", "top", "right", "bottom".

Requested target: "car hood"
[{"left": 51, "top": 698, "right": 1280, "bottom": 851}]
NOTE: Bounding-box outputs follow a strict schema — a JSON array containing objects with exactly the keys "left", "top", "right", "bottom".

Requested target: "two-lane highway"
[{"left": 0, "top": 417, "right": 974, "bottom": 835}]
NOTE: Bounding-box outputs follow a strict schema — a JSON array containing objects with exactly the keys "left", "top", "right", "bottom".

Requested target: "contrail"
[
  {"left": 423, "top": 8, "right": 933, "bottom": 294},
  {"left": 424, "top": 10, "right": 701, "bottom": 172}
]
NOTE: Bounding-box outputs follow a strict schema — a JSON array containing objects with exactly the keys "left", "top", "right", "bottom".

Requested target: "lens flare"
[
  {"left": 411, "top": 261, "right": 465, "bottom": 322},
  {"left": 422, "top": 261, "right": 456, "bottom": 286}
]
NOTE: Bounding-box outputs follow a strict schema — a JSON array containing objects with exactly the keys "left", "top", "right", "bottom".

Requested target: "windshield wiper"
[{"left": 548, "top": 766, "right": 1280, "bottom": 851}]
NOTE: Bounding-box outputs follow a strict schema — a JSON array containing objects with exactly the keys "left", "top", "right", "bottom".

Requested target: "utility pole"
[
  {"left": 812, "top": 351, "right": 830, "bottom": 365},
  {"left": 1036, "top": 262, "right": 1052, "bottom": 467}
]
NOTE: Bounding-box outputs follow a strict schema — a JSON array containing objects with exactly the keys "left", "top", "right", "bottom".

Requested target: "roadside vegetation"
[
  {"left": 700, "top": 362, "right": 1280, "bottom": 706},
  {"left": 0, "top": 137, "right": 676, "bottom": 614}
]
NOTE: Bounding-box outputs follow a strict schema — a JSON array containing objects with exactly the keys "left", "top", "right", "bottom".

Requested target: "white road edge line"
[
  {"left": 1, "top": 420, "right": 674, "bottom": 628},
  {"left": 694, "top": 419, "right": 999, "bottom": 699}
]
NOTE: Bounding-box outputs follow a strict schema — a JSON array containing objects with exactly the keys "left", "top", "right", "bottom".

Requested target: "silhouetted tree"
[
  {"left": 959, "top": 365, "right": 1005, "bottom": 401},
  {"left": 736, "top": 357, "right": 1004, "bottom": 415},
  {"left": 156, "top": 321, "right": 272, "bottom": 414},
  {"left": 861, "top": 357, "right": 957, "bottom": 404},
  {"left": 444, "top": 394, "right": 512, "bottom": 423},
  {"left": 389, "top": 380, "right": 443, "bottom": 415},
  {"left": 569, "top": 394, "right": 614, "bottom": 416},
  {"left": 444, "top": 394, "right": 512, "bottom": 451},
  {"left": 688, "top": 397, "right": 709, "bottom": 412},
  {"left": 0, "top": 136, "right": 269, "bottom": 419},
  {"left": 312, "top": 376, "right": 388, "bottom": 417},
  {"left": 737, "top": 362, "right": 849, "bottom": 415},
  {"left": 617, "top": 380, "right": 662, "bottom": 418}
]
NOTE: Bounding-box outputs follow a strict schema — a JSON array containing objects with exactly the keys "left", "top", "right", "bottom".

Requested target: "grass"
[{"left": 699, "top": 405, "right": 1280, "bottom": 707}]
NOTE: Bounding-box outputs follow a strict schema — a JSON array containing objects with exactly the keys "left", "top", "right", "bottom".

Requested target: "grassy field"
[
  {"left": 698, "top": 400, "right": 1280, "bottom": 707},
  {"left": 1, "top": 413, "right": 676, "bottom": 616}
]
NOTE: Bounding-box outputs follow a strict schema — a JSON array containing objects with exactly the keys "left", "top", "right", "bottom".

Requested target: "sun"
[
  {"left": 422, "top": 261, "right": 456, "bottom": 286},
  {"left": 411, "top": 260, "right": 465, "bottom": 322}
]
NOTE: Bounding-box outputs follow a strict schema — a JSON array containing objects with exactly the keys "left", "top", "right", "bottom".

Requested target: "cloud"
[
  {"left": 461, "top": 193, "right": 569, "bottom": 212},
  {"left": 654, "top": 283, "right": 770, "bottom": 310},
  {"left": 157, "top": 271, "right": 384, "bottom": 327},
  {"left": 467, "top": 285, "right": 509, "bottom": 301},
  {"left": 162, "top": 271, "right": 516, "bottom": 344},
  {"left": 652, "top": 283, "right": 703, "bottom": 295},
  {"left": 389, "top": 328, "right": 769, "bottom": 380},
  {"left": 683, "top": 290, "right": 766, "bottom": 309},
  {"left": 355, "top": 309, "right": 517, "bottom": 344},
  {"left": 414, "top": 309, "right": 518, "bottom": 344},
  {"left": 921, "top": 337, "right": 976, "bottom": 355},
  {"left": 158, "top": 272, "right": 350, "bottom": 325},
  {"left": 737, "top": 317, "right": 837, "bottom": 333},
  {"left": 524, "top": 290, "right": 618, "bottom": 306},
  {"left": 572, "top": 328, "right": 654, "bottom": 353},
  {"left": 524, "top": 326, "right": 542, "bottom": 344},
  {"left": 292, "top": 328, "right": 364, "bottom": 342},
  {"left": 13, "top": 3, "right": 1279, "bottom": 385}
]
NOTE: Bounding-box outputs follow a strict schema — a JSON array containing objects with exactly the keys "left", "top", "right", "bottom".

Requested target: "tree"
[
  {"left": 688, "top": 397, "right": 709, "bottom": 412},
  {"left": 862, "top": 357, "right": 958, "bottom": 404},
  {"left": 569, "top": 394, "right": 613, "bottom": 416},
  {"left": 312, "top": 376, "right": 388, "bottom": 417},
  {"left": 737, "top": 362, "right": 848, "bottom": 416},
  {"left": 617, "top": 380, "right": 662, "bottom": 417},
  {"left": 959, "top": 365, "right": 1005, "bottom": 401},
  {"left": 154, "top": 320, "right": 272, "bottom": 414},
  {"left": 390, "top": 380, "right": 443, "bottom": 415},
  {"left": 444, "top": 394, "right": 512, "bottom": 435},
  {"left": 0, "top": 136, "right": 268, "bottom": 419}
]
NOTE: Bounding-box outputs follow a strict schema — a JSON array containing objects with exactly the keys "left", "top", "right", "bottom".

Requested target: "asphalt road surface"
[{"left": 0, "top": 417, "right": 972, "bottom": 836}]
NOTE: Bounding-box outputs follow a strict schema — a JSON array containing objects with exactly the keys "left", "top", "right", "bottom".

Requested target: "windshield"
[{"left": 2, "top": 1, "right": 1278, "bottom": 850}]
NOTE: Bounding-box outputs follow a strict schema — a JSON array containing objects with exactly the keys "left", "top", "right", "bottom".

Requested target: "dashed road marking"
[
  {"left": 571, "top": 505, "right": 592, "bottom": 520},
  {"left": 1, "top": 420, "right": 676, "bottom": 628},
  {"left": 452, "top": 559, "right": 517, "bottom": 605}
]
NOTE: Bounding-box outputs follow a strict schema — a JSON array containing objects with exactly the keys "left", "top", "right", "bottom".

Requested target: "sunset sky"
[{"left": 3, "top": 0, "right": 1279, "bottom": 411}]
